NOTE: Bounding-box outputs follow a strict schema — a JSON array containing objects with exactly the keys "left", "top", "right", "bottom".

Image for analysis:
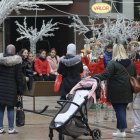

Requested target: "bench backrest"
[{"left": 24, "top": 81, "right": 58, "bottom": 97}]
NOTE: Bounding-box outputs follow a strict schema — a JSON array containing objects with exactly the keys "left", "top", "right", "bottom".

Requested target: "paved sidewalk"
[{"left": 0, "top": 96, "right": 140, "bottom": 140}]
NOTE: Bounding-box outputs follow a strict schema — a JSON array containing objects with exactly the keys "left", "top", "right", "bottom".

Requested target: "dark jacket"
[
  {"left": 0, "top": 53, "right": 23, "bottom": 106},
  {"left": 58, "top": 55, "right": 83, "bottom": 96},
  {"left": 94, "top": 59, "right": 136, "bottom": 103},
  {"left": 103, "top": 50, "right": 112, "bottom": 67}
]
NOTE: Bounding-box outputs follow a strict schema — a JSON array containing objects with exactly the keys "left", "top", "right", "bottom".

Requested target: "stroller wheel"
[
  {"left": 59, "top": 133, "right": 64, "bottom": 140},
  {"left": 92, "top": 129, "right": 101, "bottom": 140}
]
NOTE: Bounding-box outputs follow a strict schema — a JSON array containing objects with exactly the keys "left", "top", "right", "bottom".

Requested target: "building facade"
[
  {"left": 3, "top": 0, "right": 89, "bottom": 56},
  {"left": 1, "top": 0, "right": 139, "bottom": 54}
]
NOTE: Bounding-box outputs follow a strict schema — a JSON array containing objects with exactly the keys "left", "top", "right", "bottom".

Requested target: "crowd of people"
[{"left": 0, "top": 41, "right": 140, "bottom": 138}]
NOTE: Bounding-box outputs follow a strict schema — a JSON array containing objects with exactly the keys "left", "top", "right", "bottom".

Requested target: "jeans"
[
  {"left": 0, "top": 104, "right": 14, "bottom": 129},
  {"left": 112, "top": 103, "right": 128, "bottom": 131}
]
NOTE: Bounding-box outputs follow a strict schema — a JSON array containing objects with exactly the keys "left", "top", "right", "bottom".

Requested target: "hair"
[
  {"left": 39, "top": 49, "right": 46, "bottom": 54},
  {"left": 112, "top": 44, "right": 128, "bottom": 61},
  {"left": 105, "top": 43, "right": 113, "bottom": 49},
  {"left": 50, "top": 48, "right": 58, "bottom": 64},
  {"left": 18, "top": 48, "right": 28, "bottom": 57}
]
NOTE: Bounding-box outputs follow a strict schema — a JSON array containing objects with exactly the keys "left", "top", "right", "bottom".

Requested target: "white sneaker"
[
  {"left": 0, "top": 128, "right": 6, "bottom": 134},
  {"left": 131, "top": 128, "right": 134, "bottom": 133},
  {"left": 113, "top": 130, "right": 126, "bottom": 137},
  {"left": 8, "top": 128, "right": 18, "bottom": 134},
  {"left": 131, "top": 128, "right": 140, "bottom": 133}
]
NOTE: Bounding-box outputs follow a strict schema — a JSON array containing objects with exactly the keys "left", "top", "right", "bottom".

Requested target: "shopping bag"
[
  {"left": 16, "top": 96, "right": 25, "bottom": 127},
  {"left": 54, "top": 74, "right": 62, "bottom": 93}
]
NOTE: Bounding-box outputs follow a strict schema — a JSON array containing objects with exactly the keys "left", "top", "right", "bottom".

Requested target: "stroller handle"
[{"left": 57, "top": 100, "right": 81, "bottom": 108}]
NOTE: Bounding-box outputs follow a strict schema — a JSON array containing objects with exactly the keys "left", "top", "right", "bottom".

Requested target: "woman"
[
  {"left": 47, "top": 48, "right": 60, "bottom": 81},
  {"left": 93, "top": 44, "right": 136, "bottom": 137},
  {"left": 34, "top": 50, "right": 50, "bottom": 81},
  {"left": 58, "top": 43, "right": 83, "bottom": 100},
  {"left": 0, "top": 44, "right": 23, "bottom": 134},
  {"left": 19, "top": 48, "right": 29, "bottom": 91},
  {"left": 26, "top": 52, "right": 36, "bottom": 90}
]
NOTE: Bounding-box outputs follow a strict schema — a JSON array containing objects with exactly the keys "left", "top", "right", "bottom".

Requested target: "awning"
[{"left": 19, "top": 0, "right": 73, "bottom": 6}]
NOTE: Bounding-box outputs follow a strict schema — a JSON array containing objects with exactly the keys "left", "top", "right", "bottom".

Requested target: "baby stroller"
[{"left": 49, "top": 77, "right": 102, "bottom": 140}]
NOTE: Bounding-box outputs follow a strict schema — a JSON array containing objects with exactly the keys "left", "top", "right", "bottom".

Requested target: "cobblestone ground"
[{"left": 0, "top": 96, "right": 140, "bottom": 140}]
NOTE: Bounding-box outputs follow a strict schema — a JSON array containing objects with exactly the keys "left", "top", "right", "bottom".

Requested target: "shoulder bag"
[
  {"left": 16, "top": 96, "right": 25, "bottom": 127},
  {"left": 119, "top": 63, "right": 140, "bottom": 94}
]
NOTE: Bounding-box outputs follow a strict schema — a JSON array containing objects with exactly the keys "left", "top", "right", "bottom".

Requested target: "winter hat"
[
  {"left": 66, "top": 43, "right": 76, "bottom": 55},
  {"left": 6, "top": 44, "right": 16, "bottom": 55}
]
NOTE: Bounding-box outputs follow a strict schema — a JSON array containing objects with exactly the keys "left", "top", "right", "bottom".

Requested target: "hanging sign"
[{"left": 91, "top": 3, "right": 112, "bottom": 14}]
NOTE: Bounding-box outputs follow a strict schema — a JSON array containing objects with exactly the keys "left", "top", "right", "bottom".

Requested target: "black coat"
[
  {"left": 58, "top": 55, "right": 83, "bottom": 96},
  {"left": 0, "top": 54, "right": 23, "bottom": 106},
  {"left": 94, "top": 59, "right": 136, "bottom": 103}
]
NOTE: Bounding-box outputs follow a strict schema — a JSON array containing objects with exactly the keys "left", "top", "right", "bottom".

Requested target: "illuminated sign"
[{"left": 91, "top": 3, "right": 112, "bottom": 14}]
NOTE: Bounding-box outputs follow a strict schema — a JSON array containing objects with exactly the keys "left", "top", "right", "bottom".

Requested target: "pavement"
[{"left": 1, "top": 96, "right": 140, "bottom": 140}]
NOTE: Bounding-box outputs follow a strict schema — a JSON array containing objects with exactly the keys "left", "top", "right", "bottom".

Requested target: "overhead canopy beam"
[{"left": 19, "top": 1, "right": 73, "bottom": 6}]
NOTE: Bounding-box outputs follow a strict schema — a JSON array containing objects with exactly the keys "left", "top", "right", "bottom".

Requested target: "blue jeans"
[
  {"left": 0, "top": 104, "right": 14, "bottom": 129},
  {"left": 112, "top": 103, "right": 128, "bottom": 130}
]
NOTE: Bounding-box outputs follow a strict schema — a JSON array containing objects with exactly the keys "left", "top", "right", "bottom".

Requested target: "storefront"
[{"left": 3, "top": 0, "right": 89, "bottom": 56}]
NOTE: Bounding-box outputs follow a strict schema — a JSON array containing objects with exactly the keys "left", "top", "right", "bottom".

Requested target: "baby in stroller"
[{"left": 49, "top": 77, "right": 102, "bottom": 140}]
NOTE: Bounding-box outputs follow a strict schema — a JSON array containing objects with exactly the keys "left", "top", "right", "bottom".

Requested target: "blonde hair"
[{"left": 112, "top": 44, "right": 128, "bottom": 61}]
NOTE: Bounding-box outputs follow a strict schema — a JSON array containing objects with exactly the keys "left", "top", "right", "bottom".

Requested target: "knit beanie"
[
  {"left": 6, "top": 44, "right": 16, "bottom": 55},
  {"left": 66, "top": 43, "right": 76, "bottom": 55}
]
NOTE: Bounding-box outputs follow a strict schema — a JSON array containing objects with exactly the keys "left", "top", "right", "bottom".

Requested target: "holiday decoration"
[
  {"left": 15, "top": 17, "right": 59, "bottom": 56},
  {"left": 0, "top": 0, "right": 44, "bottom": 25}
]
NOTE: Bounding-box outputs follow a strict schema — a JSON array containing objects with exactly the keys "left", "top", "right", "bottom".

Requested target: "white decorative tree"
[
  {"left": 0, "top": 0, "right": 44, "bottom": 25},
  {"left": 15, "top": 17, "right": 59, "bottom": 55}
]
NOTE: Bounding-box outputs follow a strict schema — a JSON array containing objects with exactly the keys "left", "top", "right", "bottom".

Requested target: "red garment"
[
  {"left": 34, "top": 58, "right": 50, "bottom": 75},
  {"left": 81, "top": 55, "right": 90, "bottom": 66},
  {"left": 88, "top": 58, "right": 104, "bottom": 75},
  {"left": 134, "top": 61, "right": 140, "bottom": 75}
]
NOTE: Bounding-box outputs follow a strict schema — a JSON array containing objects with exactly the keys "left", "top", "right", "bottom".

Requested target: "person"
[
  {"left": 47, "top": 48, "right": 60, "bottom": 81},
  {"left": 103, "top": 43, "right": 113, "bottom": 68},
  {"left": 26, "top": 52, "right": 36, "bottom": 90},
  {"left": 57, "top": 43, "right": 83, "bottom": 100},
  {"left": 103, "top": 43, "right": 115, "bottom": 121},
  {"left": 131, "top": 76, "right": 140, "bottom": 133},
  {"left": 19, "top": 48, "right": 29, "bottom": 91},
  {"left": 34, "top": 50, "right": 51, "bottom": 81},
  {"left": 0, "top": 44, "right": 23, "bottom": 134},
  {"left": 93, "top": 44, "right": 136, "bottom": 137}
]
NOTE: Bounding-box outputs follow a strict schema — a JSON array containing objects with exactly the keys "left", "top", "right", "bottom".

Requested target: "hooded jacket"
[
  {"left": 58, "top": 55, "right": 83, "bottom": 96},
  {"left": 0, "top": 53, "right": 23, "bottom": 106},
  {"left": 94, "top": 59, "right": 136, "bottom": 103}
]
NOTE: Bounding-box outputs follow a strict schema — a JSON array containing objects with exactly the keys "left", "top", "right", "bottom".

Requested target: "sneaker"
[
  {"left": 0, "top": 128, "right": 6, "bottom": 134},
  {"left": 131, "top": 128, "right": 135, "bottom": 133},
  {"left": 131, "top": 128, "right": 140, "bottom": 133},
  {"left": 113, "top": 129, "right": 126, "bottom": 137},
  {"left": 8, "top": 128, "right": 18, "bottom": 134}
]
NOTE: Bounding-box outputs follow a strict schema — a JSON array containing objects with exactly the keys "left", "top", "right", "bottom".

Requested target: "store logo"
[{"left": 91, "top": 3, "right": 112, "bottom": 14}]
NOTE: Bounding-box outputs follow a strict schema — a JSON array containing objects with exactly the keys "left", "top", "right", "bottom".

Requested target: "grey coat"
[
  {"left": 0, "top": 53, "right": 23, "bottom": 106},
  {"left": 94, "top": 60, "right": 136, "bottom": 103}
]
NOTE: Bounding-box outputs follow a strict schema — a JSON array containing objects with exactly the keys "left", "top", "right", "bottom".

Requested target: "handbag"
[
  {"left": 130, "top": 76, "right": 140, "bottom": 94},
  {"left": 16, "top": 96, "right": 25, "bottom": 127},
  {"left": 54, "top": 74, "right": 62, "bottom": 93},
  {"left": 119, "top": 63, "right": 140, "bottom": 94}
]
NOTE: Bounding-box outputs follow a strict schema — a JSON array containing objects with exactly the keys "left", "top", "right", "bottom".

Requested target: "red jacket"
[
  {"left": 88, "top": 58, "right": 104, "bottom": 75},
  {"left": 34, "top": 57, "right": 50, "bottom": 75},
  {"left": 134, "top": 61, "right": 140, "bottom": 75}
]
